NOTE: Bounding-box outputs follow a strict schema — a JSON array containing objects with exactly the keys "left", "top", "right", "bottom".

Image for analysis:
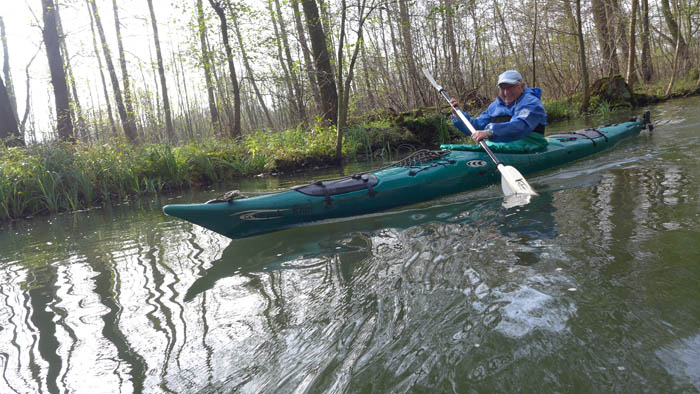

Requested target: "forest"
[{"left": 0, "top": 0, "right": 699, "bottom": 221}]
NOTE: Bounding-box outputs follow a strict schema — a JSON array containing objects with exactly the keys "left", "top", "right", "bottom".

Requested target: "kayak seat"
[
  {"left": 548, "top": 128, "right": 608, "bottom": 145},
  {"left": 293, "top": 174, "right": 378, "bottom": 205}
]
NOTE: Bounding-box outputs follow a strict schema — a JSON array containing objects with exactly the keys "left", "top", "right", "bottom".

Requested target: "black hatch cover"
[{"left": 293, "top": 174, "right": 378, "bottom": 197}]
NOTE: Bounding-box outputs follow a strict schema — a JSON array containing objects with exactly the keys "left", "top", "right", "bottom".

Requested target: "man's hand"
[
  {"left": 471, "top": 130, "right": 490, "bottom": 143},
  {"left": 449, "top": 98, "right": 459, "bottom": 117}
]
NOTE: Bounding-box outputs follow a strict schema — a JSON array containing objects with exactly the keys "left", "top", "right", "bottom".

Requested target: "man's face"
[{"left": 498, "top": 82, "right": 524, "bottom": 105}]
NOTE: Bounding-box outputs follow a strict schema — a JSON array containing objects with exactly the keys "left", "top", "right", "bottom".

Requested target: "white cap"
[{"left": 497, "top": 70, "right": 523, "bottom": 86}]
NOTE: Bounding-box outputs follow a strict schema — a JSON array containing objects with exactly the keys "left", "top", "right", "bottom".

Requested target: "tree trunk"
[
  {"left": 359, "top": 42, "right": 375, "bottom": 109},
  {"left": 211, "top": 54, "right": 234, "bottom": 136},
  {"left": 572, "top": 0, "right": 590, "bottom": 112},
  {"left": 531, "top": 0, "right": 538, "bottom": 86},
  {"left": 232, "top": 11, "right": 274, "bottom": 128},
  {"left": 611, "top": 0, "right": 630, "bottom": 70},
  {"left": 147, "top": 44, "right": 162, "bottom": 137},
  {"left": 88, "top": 0, "right": 136, "bottom": 143},
  {"left": 20, "top": 46, "right": 41, "bottom": 137},
  {"left": 591, "top": 0, "right": 620, "bottom": 76},
  {"left": 0, "top": 17, "right": 19, "bottom": 123},
  {"left": 375, "top": 7, "right": 393, "bottom": 90},
  {"left": 335, "top": 0, "right": 371, "bottom": 161},
  {"left": 301, "top": 0, "right": 338, "bottom": 124},
  {"left": 386, "top": 6, "right": 408, "bottom": 108},
  {"left": 443, "top": 0, "right": 463, "bottom": 94},
  {"left": 41, "top": 0, "right": 74, "bottom": 142},
  {"left": 0, "top": 75, "right": 22, "bottom": 145},
  {"left": 55, "top": 2, "right": 87, "bottom": 141},
  {"left": 274, "top": 0, "right": 307, "bottom": 124},
  {"left": 196, "top": 0, "right": 220, "bottom": 132},
  {"left": 317, "top": 0, "right": 336, "bottom": 67},
  {"left": 208, "top": 0, "right": 241, "bottom": 138},
  {"left": 640, "top": 0, "right": 653, "bottom": 81},
  {"left": 86, "top": 0, "right": 117, "bottom": 139},
  {"left": 111, "top": 0, "right": 138, "bottom": 142},
  {"left": 146, "top": 0, "right": 175, "bottom": 141},
  {"left": 469, "top": 5, "right": 486, "bottom": 87},
  {"left": 664, "top": 24, "right": 682, "bottom": 96},
  {"left": 173, "top": 42, "right": 193, "bottom": 139},
  {"left": 625, "top": 0, "right": 638, "bottom": 87},
  {"left": 335, "top": 0, "right": 349, "bottom": 160},
  {"left": 659, "top": 0, "right": 688, "bottom": 73},
  {"left": 397, "top": 0, "right": 425, "bottom": 107},
  {"left": 291, "top": 0, "right": 322, "bottom": 116},
  {"left": 268, "top": 0, "right": 297, "bottom": 122}
]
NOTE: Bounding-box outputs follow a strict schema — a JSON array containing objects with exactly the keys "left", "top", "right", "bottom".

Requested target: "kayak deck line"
[{"left": 163, "top": 112, "right": 652, "bottom": 240}]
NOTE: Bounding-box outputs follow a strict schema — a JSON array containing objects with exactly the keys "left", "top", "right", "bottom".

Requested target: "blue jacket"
[{"left": 451, "top": 87, "right": 547, "bottom": 142}]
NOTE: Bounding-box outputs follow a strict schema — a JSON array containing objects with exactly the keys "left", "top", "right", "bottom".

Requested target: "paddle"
[{"left": 422, "top": 68, "right": 538, "bottom": 197}]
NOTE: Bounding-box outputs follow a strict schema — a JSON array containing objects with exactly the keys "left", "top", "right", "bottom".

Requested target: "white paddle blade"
[
  {"left": 422, "top": 68, "right": 441, "bottom": 90},
  {"left": 499, "top": 165, "right": 538, "bottom": 196},
  {"left": 502, "top": 193, "right": 532, "bottom": 209}
]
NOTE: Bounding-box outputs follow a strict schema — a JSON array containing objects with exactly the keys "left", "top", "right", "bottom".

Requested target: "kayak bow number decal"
[
  {"left": 466, "top": 160, "right": 487, "bottom": 167},
  {"left": 235, "top": 209, "right": 289, "bottom": 221}
]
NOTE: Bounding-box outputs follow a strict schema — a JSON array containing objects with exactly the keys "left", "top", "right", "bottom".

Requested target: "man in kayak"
[{"left": 450, "top": 70, "right": 547, "bottom": 151}]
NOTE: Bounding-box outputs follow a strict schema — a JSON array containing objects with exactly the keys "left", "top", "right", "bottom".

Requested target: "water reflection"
[{"left": 184, "top": 192, "right": 560, "bottom": 302}]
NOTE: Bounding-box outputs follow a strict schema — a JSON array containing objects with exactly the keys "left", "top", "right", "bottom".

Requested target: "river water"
[{"left": 1, "top": 97, "right": 699, "bottom": 393}]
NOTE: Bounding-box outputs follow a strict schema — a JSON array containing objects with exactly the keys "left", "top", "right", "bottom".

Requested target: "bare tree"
[
  {"left": 268, "top": 0, "right": 298, "bottom": 122},
  {"left": 273, "top": 0, "right": 306, "bottom": 124},
  {"left": 301, "top": 0, "right": 338, "bottom": 124},
  {"left": 55, "top": 2, "right": 87, "bottom": 141},
  {"left": 640, "top": 0, "right": 653, "bottom": 82},
  {"left": 41, "top": 0, "right": 74, "bottom": 142},
  {"left": 443, "top": 0, "right": 464, "bottom": 94},
  {"left": 291, "top": 0, "right": 322, "bottom": 115},
  {"left": 85, "top": 0, "right": 117, "bottom": 138},
  {"left": 0, "top": 74, "right": 22, "bottom": 145},
  {"left": 571, "top": 0, "right": 590, "bottom": 112},
  {"left": 626, "top": 0, "right": 638, "bottom": 87},
  {"left": 88, "top": 0, "right": 137, "bottom": 142},
  {"left": 660, "top": 0, "right": 688, "bottom": 72},
  {"left": 196, "top": 0, "right": 220, "bottom": 131},
  {"left": 146, "top": 0, "right": 175, "bottom": 140},
  {"left": 398, "top": 0, "right": 426, "bottom": 106},
  {"left": 20, "top": 45, "right": 42, "bottom": 136},
  {"left": 111, "top": 0, "right": 138, "bottom": 141},
  {"left": 335, "top": 0, "right": 375, "bottom": 160},
  {"left": 591, "top": 0, "right": 620, "bottom": 76},
  {"left": 208, "top": 0, "right": 241, "bottom": 138},
  {"left": 232, "top": 10, "right": 274, "bottom": 128},
  {"left": 0, "top": 16, "right": 19, "bottom": 123}
]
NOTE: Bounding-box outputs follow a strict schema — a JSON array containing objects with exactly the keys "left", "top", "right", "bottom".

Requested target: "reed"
[{"left": 0, "top": 121, "right": 399, "bottom": 221}]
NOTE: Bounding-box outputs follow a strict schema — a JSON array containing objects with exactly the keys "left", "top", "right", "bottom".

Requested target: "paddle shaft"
[{"left": 434, "top": 88, "right": 502, "bottom": 166}]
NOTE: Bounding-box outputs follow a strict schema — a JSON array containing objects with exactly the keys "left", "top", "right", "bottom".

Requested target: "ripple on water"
[
  {"left": 493, "top": 285, "right": 577, "bottom": 338},
  {"left": 656, "top": 332, "right": 700, "bottom": 391}
]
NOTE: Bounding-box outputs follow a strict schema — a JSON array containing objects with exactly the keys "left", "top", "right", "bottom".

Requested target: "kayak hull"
[{"left": 163, "top": 118, "right": 646, "bottom": 239}]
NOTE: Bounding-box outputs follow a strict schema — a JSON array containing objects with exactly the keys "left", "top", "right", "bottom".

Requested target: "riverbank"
[{"left": 2, "top": 75, "right": 698, "bottom": 223}]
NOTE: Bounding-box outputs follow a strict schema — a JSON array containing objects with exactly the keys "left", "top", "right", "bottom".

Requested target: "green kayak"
[{"left": 163, "top": 112, "right": 651, "bottom": 239}]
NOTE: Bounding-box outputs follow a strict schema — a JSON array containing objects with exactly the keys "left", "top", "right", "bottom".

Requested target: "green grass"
[
  {"left": 543, "top": 99, "right": 578, "bottom": 121},
  {"left": 0, "top": 118, "right": 416, "bottom": 222}
]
